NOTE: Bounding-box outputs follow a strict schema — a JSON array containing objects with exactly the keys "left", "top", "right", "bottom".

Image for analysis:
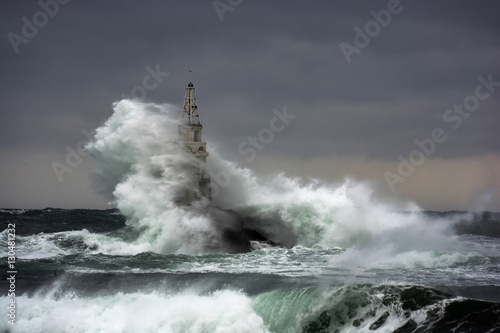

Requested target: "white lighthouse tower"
[{"left": 178, "top": 82, "right": 212, "bottom": 202}]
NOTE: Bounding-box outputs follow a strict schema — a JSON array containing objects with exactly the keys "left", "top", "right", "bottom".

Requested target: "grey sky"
[{"left": 1, "top": 0, "right": 499, "bottom": 210}]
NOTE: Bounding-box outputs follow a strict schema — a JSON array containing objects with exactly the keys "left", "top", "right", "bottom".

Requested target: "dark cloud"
[{"left": 0, "top": 0, "right": 499, "bottom": 209}]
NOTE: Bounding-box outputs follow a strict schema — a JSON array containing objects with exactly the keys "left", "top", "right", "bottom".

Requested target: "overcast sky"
[{"left": 1, "top": 0, "right": 499, "bottom": 211}]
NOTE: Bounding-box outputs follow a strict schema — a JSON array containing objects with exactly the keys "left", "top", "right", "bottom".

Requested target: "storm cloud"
[{"left": 0, "top": 0, "right": 499, "bottom": 210}]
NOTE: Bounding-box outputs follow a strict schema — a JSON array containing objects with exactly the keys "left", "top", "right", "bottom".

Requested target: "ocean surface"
[
  {"left": 1, "top": 208, "right": 499, "bottom": 332},
  {"left": 2, "top": 101, "right": 499, "bottom": 332}
]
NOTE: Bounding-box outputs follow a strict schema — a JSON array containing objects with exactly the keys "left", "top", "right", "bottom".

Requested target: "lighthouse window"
[{"left": 194, "top": 130, "right": 200, "bottom": 141}]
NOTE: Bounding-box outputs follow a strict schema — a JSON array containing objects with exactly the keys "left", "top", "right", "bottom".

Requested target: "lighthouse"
[{"left": 178, "top": 82, "right": 212, "bottom": 202}]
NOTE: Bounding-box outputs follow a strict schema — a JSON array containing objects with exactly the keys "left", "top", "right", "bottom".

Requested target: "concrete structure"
[{"left": 178, "top": 82, "right": 212, "bottom": 202}]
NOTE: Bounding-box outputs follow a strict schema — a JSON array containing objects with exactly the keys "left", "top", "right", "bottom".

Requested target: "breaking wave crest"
[
  {"left": 4, "top": 290, "right": 268, "bottom": 333},
  {"left": 4, "top": 283, "right": 499, "bottom": 333},
  {"left": 253, "top": 284, "right": 500, "bottom": 333}
]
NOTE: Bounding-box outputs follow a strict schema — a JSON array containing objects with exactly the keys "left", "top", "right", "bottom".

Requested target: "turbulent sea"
[
  {"left": 2, "top": 100, "right": 500, "bottom": 332},
  {"left": 1, "top": 209, "right": 500, "bottom": 332}
]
